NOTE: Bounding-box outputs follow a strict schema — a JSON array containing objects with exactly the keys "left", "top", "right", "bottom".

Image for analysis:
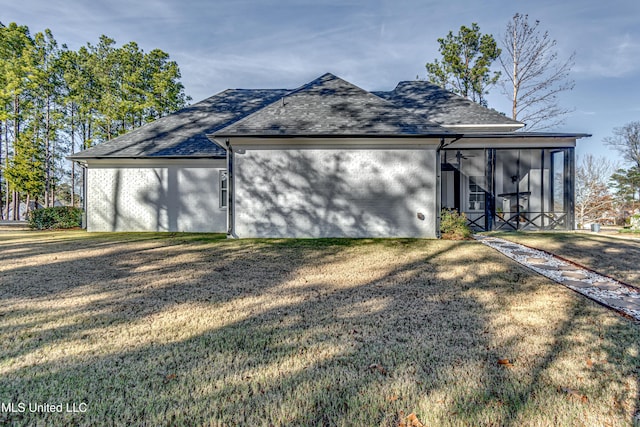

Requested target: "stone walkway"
[{"left": 475, "top": 235, "right": 640, "bottom": 321}]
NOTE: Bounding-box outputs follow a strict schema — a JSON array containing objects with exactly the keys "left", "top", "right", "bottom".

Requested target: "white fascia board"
[
  {"left": 83, "top": 158, "right": 227, "bottom": 168},
  {"left": 444, "top": 123, "right": 525, "bottom": 132},
  {"left": 207, "top": 136, "right": 228, "bottom": 151},
  {"left": 446, "top": 136, "right": 577, "bottom": 149},
  {"left": 217, "top": 137, "right": 448, "bottom": 148}
]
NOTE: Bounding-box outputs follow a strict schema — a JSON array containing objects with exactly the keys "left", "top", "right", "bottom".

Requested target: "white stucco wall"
[
  {"left": 232, "top": 143, "right": 438, "bottom": 238},
  {"left": 86, "top": 159, "right": 227, "bottom": 232}
]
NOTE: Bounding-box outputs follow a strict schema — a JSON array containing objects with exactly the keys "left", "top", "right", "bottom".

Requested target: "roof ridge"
[
  {"left": 209, "top": 73, "right": 350, "bottom": 134},
  {"left": 212, "top": 73, "right": 452, "bottom": 137}
]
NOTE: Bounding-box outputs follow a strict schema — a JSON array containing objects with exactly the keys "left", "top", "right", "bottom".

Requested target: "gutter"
[
  {"left": 66, "top": 155, "right": 225, "bottom": 161},
  {"left": 210, "top": 132, "right": 459, "bottom": 139}
]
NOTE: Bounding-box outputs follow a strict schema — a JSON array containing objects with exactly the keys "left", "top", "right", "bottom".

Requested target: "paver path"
[{"left": 476, "top": 235, "right": 640, "bottom": 321}]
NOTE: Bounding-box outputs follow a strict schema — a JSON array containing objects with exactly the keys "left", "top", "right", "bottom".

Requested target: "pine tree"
[
  {"left": 0, "top": 23, "right": 36, "bottom": 219},
  {"left": 426, "top": 23, "right": 501, "bottom": 106},
  {"left": 0, "top": 24, "right": 191, "bottom": 216}
]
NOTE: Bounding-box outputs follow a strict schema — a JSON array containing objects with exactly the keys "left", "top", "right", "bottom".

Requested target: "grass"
[
  {"left": 0, "top": 230, "right": 639, "bottom": 426},
  {"left": 489, "top": 231, "right": 640, "bottom": 287}
]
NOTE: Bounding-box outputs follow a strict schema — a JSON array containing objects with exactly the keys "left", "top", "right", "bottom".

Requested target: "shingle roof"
[
  {"left": 68, "top": 88, "right": 289, "bottom": 159},
  {"left": 373, "top": 81, "right": 523, "bottom": 130},
  {"left": 70, "top": 74, "right": 527, "bottom": 160},
  {"left": 213, "top": 73, "right": 452, "bottom": 137}
]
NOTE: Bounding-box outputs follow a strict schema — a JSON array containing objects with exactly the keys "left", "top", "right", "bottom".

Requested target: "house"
[{"left": 69, "top": 73, "right": 589, "bottom": 238}]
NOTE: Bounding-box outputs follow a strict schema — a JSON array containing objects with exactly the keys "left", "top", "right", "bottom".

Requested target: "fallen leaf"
[
  {"left": 387, "top": 395, "right": 399, "bottom": 402},
  {"left": 586, "top": 358, "right": 594, "bottom": 368},
  {"left": 405, "top": 412, "right": 425, "bottom": 427},
  {"left": 497, "top": 358, "right": 513, "bottom": 367}
]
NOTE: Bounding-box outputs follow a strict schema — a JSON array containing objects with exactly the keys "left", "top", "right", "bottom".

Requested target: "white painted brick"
[{"left": 86, "top": 160, "right": 227, "bottom": 232}]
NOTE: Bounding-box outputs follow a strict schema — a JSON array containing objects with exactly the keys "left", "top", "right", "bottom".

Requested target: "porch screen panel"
[
  {"left": 551, "top": 150, "right": 565, "bottom": 212},
  {"left": 459, "top": 150, "right": 487, "bottom": 230},
  {"left": 521, "top": 150, "right": 544, "bottom": 228},
  {"left": 494, "top": 150, "right": 520, "bottom": 228}
]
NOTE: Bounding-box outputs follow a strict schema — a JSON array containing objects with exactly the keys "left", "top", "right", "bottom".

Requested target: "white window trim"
[
  {"left": 467, "top": 175, "right": 485, "bottom": 212},
  {"left": 219, "top": 170, "right": 228, "bottom": 209}
]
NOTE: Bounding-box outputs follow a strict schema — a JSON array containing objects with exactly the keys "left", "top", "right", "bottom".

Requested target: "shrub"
[
  {"left": 440, "top": 208, "right": 473, "bottom": 240},
  {"left": 28, "top": 206, "right": 83, "bottom": 230}
]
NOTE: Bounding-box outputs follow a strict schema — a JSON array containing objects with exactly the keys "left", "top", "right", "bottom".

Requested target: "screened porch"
[{"left": 440, "top": 148, "right": 575, "bottom": 232}]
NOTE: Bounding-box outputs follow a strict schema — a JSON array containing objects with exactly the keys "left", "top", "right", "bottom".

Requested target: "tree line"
[
  {"left": 0, "top": 22, "right": 190, "bottom": 220},
  {"left": 576, "top": 122, "right": 640, "bottom": 227}
]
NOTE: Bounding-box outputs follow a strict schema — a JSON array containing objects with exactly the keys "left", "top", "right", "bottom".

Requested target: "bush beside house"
[
  {"left": 440, "top": 209, "right": 473, "bottom": 240},
  {"left": 29, "top": 207, "right": 83, "bottom": 230}
]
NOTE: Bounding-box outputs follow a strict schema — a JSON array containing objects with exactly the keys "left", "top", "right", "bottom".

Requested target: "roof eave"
[
  {"left": 67, "top": 154, "right": 226, "bottom": 161},
  {"left": 458, "top": 132, "right": 591, "bottom": 139},
  {"left": 208, "top": 132, "right": 460, "bottom": 139},
  {"left": 444, "top": 123, "right": 525, "bottom": 131}
]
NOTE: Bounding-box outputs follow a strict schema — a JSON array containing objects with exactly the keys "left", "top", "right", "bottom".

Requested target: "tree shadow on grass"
[
  {"left": 0, "top": 231, "right": 227, "bottom": 264},
  {"left": 0, "top": 236, "right": 638, "bottom": 426}
]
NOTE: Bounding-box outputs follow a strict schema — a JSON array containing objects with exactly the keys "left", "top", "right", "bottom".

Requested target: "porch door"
[{"left": 441, "top": 150, "right": 488, "bottom": 231}]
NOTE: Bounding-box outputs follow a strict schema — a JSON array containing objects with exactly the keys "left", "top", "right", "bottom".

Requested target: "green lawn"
[{"left": 0, "top": 230, "right": 638, "bottom": 426}]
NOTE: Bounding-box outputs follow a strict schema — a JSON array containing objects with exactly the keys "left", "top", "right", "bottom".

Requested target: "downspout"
[
  {"left": 80, "top": 162, "right": 88, "bottom": 229},
  {"left": 225, "top": 139, "right": 237, "bottom": 238},
  {"left": 435, "top": 138, "right": 444, "bottom": 238}
]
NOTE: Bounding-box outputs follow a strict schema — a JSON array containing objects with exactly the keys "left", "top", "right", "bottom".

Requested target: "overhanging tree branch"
[{"left": 499, "top": 13, "right": 575, "bottom": 130}]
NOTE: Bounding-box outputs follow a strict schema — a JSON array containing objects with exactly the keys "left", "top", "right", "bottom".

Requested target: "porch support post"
[
  {"left": 540, "top": 150, "right": 545, "bottom": 230},
  {"left": 435, "top": 144, "right": 442, "bottom": 238},
  {"left": 485, "top": 148, "right": 495, "bottom": 231},
  {"left": 566, "top": 147, "right": 575, "bottom": 230}
]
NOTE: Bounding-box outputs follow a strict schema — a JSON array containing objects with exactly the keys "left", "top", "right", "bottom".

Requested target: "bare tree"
[
  {"left": 575, "top": 154, "right": 615, "bottom": 227},
  {"left": 604, "top": 121, "right": 640, "bottom": 167},
  {"left": 499, "top": 13, "right": 575, "bottom": 130}
]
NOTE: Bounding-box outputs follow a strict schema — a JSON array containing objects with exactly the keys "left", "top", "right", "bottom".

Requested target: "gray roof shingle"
[
  {"left": 373, "top": 81, "right": 523, "bottom": 130},
  {"left": 71, "top": 74, "right": 527, "bottom": 160},
  {"left": 213, "top": 73, "right": 453, "bottom": 137},
  {"left": 69, "top": 88, "right": 289, "bottom": 159}
]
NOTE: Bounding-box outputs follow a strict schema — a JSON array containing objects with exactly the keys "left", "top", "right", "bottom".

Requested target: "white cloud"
[{"left": 574, "top": 33, "right": 640, "bottom": 78}]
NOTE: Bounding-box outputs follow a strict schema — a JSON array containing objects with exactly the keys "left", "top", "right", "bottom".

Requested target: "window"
[
  {"left": 219, "top": 170, "right": 228, "bottom": 208},
  {"left": 468, "top": 176, "right": 485, "bottom": 211}
]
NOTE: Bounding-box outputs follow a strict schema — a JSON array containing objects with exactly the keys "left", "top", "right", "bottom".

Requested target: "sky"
[{"left": 3, "top": 0, "right": 640, "bottom": 166}]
